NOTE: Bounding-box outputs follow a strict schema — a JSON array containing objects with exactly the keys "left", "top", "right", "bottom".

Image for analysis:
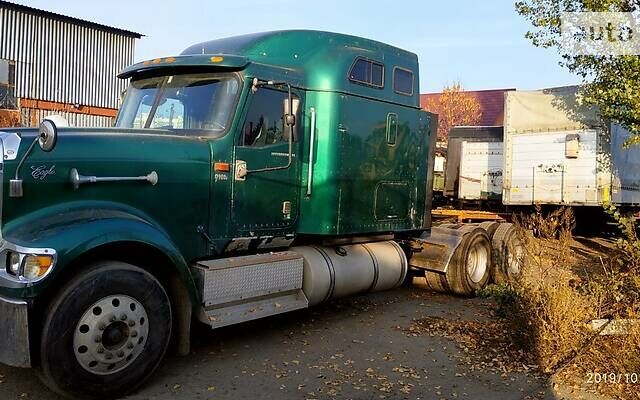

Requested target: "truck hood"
[{"left": 0, "top": 128, "right": 213, "bottom": 261}]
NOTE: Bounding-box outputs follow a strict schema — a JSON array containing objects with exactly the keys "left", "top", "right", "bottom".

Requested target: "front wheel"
[{"left": 39, "top": 262, "right": 172, "bottom": 399}]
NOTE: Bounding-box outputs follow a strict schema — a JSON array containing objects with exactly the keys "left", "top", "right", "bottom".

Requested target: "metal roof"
[
  {"left": 0, "top": 0, "right": 143, "bottom": 38},
  {"left": 180, "top": 30, "right": 417, "bottom": 61}
]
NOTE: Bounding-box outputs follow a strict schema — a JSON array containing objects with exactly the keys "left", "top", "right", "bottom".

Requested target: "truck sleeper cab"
[{"left": 0, "top": 30, "right": 510, "bottom": 399}]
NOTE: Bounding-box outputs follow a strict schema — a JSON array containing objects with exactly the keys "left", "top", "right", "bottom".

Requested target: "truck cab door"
[{"left": 231, "top": 87, "right": 302, "bottom": 236}]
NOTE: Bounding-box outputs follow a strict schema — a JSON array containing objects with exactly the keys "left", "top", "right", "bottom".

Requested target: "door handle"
[
  {"left": 69, "top": 168, "right": 158, "bottom": 190},
  {"left": 306, "top": 107, "right": 316, "bottom": 196},
  {"left": 235, "top": 160, "right": 247, "bottom": 181}
]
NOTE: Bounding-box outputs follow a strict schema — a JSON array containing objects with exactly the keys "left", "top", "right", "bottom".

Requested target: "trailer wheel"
[
  {"left": 39, "top": 262, "right": 172, "bottom": 400},
  {"left": 491, "top": 223, "right": 524, "bottom": 284},
  {"left": 447, "top": 228, "right": 491, "bottom": 296}
]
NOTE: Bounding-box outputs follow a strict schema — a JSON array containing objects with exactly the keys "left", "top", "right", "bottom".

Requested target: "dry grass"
[
  {"left": 488, "top": 206, "right": 640, "bottom": 399},
  {"left": 506, "top": 280, "right": 597, "bottom": 373}
]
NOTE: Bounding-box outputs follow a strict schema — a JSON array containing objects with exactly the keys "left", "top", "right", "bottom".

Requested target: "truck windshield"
[{"left": 115, "top": 73, "right": 240, "bottom": 134}]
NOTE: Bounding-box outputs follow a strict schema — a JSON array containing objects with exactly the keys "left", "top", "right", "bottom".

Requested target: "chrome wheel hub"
[
  {"left": 74, "top": 295, "right": 149, "bottom": 375},
  {"left": 466, "top": 242, "right": 489, "bottom": 284},
  {"left": 507, "top": 243, "right": 524, "bottom": 276}
]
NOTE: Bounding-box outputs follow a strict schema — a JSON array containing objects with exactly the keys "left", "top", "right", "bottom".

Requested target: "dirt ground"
[{"left": 0, "top": 278, "right": 607, "bottom": 400}]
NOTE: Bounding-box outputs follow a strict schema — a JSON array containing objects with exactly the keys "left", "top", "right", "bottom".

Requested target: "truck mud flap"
[{"left": 407, "top": 225, "right": 474, "bottom": 273}]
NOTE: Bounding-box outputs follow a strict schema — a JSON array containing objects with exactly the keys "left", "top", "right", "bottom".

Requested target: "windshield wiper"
[{"left": 143, "top": 76, "right": 170, "bottom": 129}]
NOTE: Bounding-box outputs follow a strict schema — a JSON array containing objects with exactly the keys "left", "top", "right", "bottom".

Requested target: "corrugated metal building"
[{"left": 0, "top": 1, "right": 141, "bottom": 127}]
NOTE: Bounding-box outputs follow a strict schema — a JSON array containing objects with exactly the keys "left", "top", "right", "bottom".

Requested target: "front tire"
[{"left": 39, "top": 261, "right": 172, "bottom": 399}]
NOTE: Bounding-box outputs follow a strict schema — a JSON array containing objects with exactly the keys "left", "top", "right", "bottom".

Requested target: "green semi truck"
[{"left": 0, "top": 30, "right": 521, "bottom": 399}]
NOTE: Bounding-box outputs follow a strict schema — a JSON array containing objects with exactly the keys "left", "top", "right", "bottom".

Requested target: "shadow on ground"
[{"left": 0, "top": 283, "right": 579, "bottom": 399}]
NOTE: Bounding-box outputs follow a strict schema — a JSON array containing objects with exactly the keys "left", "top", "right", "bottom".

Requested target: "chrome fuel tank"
[{"left": 292, "top": 240, "right": 408, "bottom": 306}]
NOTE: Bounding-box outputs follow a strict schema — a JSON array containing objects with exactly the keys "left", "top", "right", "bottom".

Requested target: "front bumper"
[{"left": 0, "top": 296, "right": 30, "bottom": 367}]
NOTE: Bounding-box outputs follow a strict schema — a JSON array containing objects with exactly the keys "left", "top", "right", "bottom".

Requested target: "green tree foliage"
[{"left": 516, "top": 0, "right": 640, "bottom": 144}]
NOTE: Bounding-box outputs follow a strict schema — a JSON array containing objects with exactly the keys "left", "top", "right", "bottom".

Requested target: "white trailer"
[
  {"left": 458, "top": 141, "right": 503, "bottom": 200},
  {"left": 444, "top": 126, "right": 503, "bottom": 199},
  {"left": 502, "top": 87, "right": 640, "bottom": 207}
]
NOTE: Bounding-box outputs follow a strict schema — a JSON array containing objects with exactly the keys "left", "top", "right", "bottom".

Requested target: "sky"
[{"left": 16, "top": 0, "right": 582, "bottom": 93}]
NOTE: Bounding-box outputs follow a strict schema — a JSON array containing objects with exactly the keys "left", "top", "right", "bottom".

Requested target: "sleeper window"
[
  {"left": 349, "top": 59, "right": 370, "bottom": 83},
  {"left": 349, "top": 58, "right": 384, "bottom": 88},
  {"left": 393, "top": 67, "right": 413, "bottom": 96}
]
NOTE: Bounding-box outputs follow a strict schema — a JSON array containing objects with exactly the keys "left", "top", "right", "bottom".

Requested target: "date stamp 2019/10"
[{"left": 587, "top": 372, "right": 639, "bottom": 384}]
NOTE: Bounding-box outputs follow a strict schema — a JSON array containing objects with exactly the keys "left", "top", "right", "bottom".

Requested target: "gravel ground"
[{"left": 0, "top": 279, "right": 602, "bottom": 400}]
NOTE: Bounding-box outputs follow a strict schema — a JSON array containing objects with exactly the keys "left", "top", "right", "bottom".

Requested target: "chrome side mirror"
[
  {"left": 283, "top": 97, "right": 298, "bottom": 127},
  {"left": 38, "top": 119, "right": 58, "bottom": 152},
  {"left": 284, "top": 113, "right": 296, "bottom": 127},
  {"left": 38, "top": 115, "right": 68, "bottom": 152},
  {"left": 10, "top": 116, "right": 68, "bottom": 197}
]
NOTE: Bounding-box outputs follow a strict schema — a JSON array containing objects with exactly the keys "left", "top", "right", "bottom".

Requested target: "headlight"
[
  {"left": 4, "top": 250, "right": 55, "bottom": 281},
  {"left": 7, "top": 252, "right": 21, "bottom": 275}
]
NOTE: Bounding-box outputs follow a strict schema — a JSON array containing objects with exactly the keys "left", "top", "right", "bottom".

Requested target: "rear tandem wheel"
[{"left": 425, "top": 228, "right": 492, "bottom": 296}]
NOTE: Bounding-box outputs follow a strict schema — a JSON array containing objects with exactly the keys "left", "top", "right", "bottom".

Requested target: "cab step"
[{"left": 191, "top": 252, "right": 308, "bottom": 329}]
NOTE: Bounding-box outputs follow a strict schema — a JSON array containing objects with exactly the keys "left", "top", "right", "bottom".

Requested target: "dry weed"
[{"left": 485, "top": 206, "right": 640, "bottom": 399}]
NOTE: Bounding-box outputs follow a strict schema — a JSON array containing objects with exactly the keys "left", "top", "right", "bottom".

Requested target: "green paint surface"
[{"left": 0, "top": 31, "right": 434, "bottom": 300}]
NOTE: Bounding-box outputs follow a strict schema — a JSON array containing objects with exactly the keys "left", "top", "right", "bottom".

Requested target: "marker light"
[
  {"left": 214, "top": 162, "right": 230, "bottom": 172},
  {"left": 22, "top": 255, "right": 54, "bottom": 279}
]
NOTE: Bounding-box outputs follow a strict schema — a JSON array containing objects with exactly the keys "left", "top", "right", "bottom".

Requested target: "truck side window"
[
  {"left": 349, "top": 58, "right": 384, "bottom": 88},
  {"left": 393, "top": 67, "right": 414, "bottom": 95},
  {"left": 239, "top": 89, "right": 298, "bottom": 147}
]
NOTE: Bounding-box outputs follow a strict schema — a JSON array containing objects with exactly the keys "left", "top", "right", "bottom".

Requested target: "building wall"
[
  {"left": 0, "top": 3, "right": 137, "bottom": 126},
  {"left": 21, "top": 107, "right": 113, "bottom": 128},
  {"left": 420, "top": 88, "right": 515, "bottom": 127}
]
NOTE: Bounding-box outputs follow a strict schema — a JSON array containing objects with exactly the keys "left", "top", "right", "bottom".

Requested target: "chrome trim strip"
[
  {"left": 0, "top": 295, "right": 27, "bottom": 306},
  {"left": 0, "top": 132, "right": 22, "bottom": 236},
  {"left": 306, "top": 107, "right": 316, "bottom": 196},
  {"left": 0, "top": 132, "right": 22, "bottom": 161}
]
